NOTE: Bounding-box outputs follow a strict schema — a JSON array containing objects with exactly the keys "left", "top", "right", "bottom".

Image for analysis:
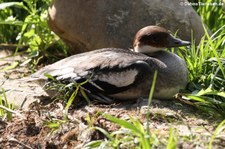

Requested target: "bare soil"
[{"left": 0, "top": 50, "right": 225, "bottom": 149}]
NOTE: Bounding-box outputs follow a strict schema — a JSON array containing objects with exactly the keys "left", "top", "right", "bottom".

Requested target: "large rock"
[{"left": 48, "top": 0, "right": 205, "bottom": 53}]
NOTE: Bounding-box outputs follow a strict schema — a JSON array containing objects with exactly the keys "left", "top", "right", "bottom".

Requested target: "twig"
[
  {"left": 0, "top": 105, "right": 23, "bottom": 117},
  {"left": 8, "top": 137, "right": 33, "bottom": 149}
]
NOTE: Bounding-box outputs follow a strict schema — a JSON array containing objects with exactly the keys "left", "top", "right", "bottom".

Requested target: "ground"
[{"left": 0, "top": 49, "right": 225, "bottom": 149}]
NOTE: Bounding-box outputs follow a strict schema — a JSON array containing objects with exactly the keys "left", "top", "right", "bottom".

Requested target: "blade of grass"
[
  {"left": 202, "top": 24, "right": 225, "bottom": 78},
  {"left": 64, "top": 79, "right": 90, "bottom": 118},
  {"left": 103, "top": 114, "right": 142, "bottom": 135},
  {"left": 64, "top": 84, "right": 80, "bottom": 118},
  {"left": 208, "top": 119, "right": 225, "bottom": 149},
  {"left": 166, "top": 128, "right": 177, "bottom": 149},
  {"left": 0, "top": 62, "right": 19, "bottom": 72},
  {"left": 146, "top": 71, "right": 158, "bottom": 137},
  {"left": 0, "top": 2, "right": 30, "bottom": 13},
  {"left": 197, "top": 87, "right": 225, "bottom": 98},
  {"left": 94, "top": 126, "right": 113, "bottom": 141}
]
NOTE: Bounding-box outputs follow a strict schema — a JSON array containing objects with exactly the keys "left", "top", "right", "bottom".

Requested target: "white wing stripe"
[{"left": 98, "top": 69, "right": 138, "bottom": 87}]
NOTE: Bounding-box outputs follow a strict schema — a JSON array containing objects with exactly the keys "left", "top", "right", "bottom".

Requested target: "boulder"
[{"left": 48, "top": 0, "right": 205, "bottom": 53}]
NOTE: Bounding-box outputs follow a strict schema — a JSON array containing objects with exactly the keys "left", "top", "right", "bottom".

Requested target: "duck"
[{"left": 31, "top": 25, "right": 191, "bottom": 103}]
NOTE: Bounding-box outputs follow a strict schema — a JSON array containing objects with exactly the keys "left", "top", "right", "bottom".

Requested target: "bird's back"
[{"left": 31, "top": 48, "right": 158, "bottom": 81}]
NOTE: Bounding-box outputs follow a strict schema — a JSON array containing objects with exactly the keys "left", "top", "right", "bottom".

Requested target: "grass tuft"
[
  {"left": 0, "top": 88, "right": 14, "bottom": 121},
  {"left": 0, "top": 0, "right": 70, "bottom": 68},
  {"left": 209, "top": 119, "right": 225, "bottom": 149},
  {"left": 177, "top": 24, "right": 225, "bottom": 118}
]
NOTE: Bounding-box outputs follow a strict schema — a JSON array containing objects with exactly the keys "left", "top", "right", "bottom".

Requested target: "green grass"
[
  {"left": 0, "top": 88, "right": 14, "bottom": 121},
  {"left": 0, "top": 0, "right": 69, "bottom": 68},
  {"left": 173, "top": 1, "right": 225, "bottom": 119},
  {"left": 194, "top": 0, "right": 225, "bottom": 33},
  {"left": 177, "top": 24, "right": 225, "bottom": 118},
  {"left": 209, "top": 119, "right": 225, "bottom": 149},
  {"left": 166, "top": 128, "right": 178, "bottom": 149}
]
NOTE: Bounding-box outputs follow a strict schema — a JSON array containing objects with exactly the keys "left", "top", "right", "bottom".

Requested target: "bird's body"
[{"left": 31, "top": 26, "right": 190, "bottom": 102}]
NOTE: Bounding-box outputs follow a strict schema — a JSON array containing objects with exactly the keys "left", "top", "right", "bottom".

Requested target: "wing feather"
[{"left": 31, "top": 48, "right": 160, "bottom": 96}]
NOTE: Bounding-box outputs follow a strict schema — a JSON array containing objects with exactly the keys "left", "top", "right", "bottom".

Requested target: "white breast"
[{"left": 154, "top": 86, "right": 183, "bottom": 99}]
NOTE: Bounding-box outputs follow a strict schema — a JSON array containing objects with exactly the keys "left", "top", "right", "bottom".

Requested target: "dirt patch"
[
  {"left": 0, "top": 50, "right": 224, "bottom": 148},
  {"left": 0, "top": 98, "right": 222, "bottom": 149}
]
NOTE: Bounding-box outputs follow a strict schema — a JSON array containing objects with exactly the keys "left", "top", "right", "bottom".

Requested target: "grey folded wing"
[{"left": 31, "top": 60, "right": 152, "bottom": 95}]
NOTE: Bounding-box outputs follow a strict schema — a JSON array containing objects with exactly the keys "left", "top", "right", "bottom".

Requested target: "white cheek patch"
[
  {"left": 134, "top": 45, "right": 163, "bottom": 53},
  {"left": 97, "top": 69, "right": 139, "bottom": 87}
]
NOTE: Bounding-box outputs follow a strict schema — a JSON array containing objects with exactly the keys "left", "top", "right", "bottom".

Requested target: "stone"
[
  {"left": 48, "top": 0, "right": 207, "bottom": 53},
  {"left": 48, "top": 0, "right": 205, "bottom": 53},
  {"left": 0, "top": 50, "right": 47, "bottom": 109},
  {"left": 0, "top": 78, "right": 47, "bottom": 109}
]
